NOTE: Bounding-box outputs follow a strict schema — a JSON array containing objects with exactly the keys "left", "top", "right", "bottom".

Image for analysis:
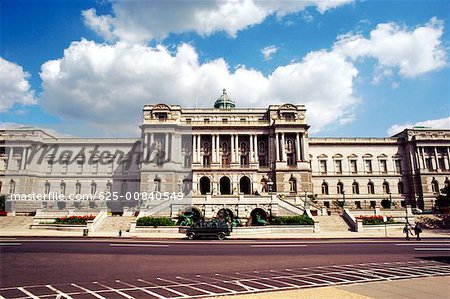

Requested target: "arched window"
[
  {"left": 367, "top": 182, "right": 375, "bottom": 194},
  {"left": 397, "top": 182, "right": 404, "bottom": 194},
  {"left": 321, "top": 182, "right": 329, "bottom": 195},
  {"left": 239, "top": 176, "right": 252, "bottom": 194},
  {"left": 0, "top": 181, "right": 2, "bottom": 194},
  {"left": 106, "top": 181, "right": 112, "bottom": 193},
  {"left": 44, "top": 182, "right": 51, "bottom": 195},
  {"left": 352, "top": 182, "right": 359, "bottom": 194},
  {"left": 9, "top": 180, "right": 15, "bottom": 194},
  {"left": 382, "top": 181, "right": 390, "bottom": 194},
  {"left": 337, "top": 182, "right": 344, "bottom": 194},
  {"left": 182, "top": 178, "right": 192, "bottom": 194},
  {"left": 75, "top": 182, "right": 81, "bottom": 195},
  {"left": 431, "top": 180, "right": 439, "bottom": 193},
  {"left": 60, "top": 182, "right": 66, "bottom": 195},
  {"left": 289, "top": 177, "right": 297, "bottom": 193},
  {"left": 91, "top": 182, "right": 97, "bottom": 195},
  {"left": 199, "top": 176, "right": 211, "bottom": 195}
]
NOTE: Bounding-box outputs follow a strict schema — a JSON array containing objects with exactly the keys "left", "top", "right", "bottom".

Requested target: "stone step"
[
  {"left": 96, "top": 216, "right": 136, "bottom": 232},
  {"left": 316, "top": 215, "right": 350, "bottom": 231},
  {"left": 0, "top": 216, "right": 34, "bottom": 230}
]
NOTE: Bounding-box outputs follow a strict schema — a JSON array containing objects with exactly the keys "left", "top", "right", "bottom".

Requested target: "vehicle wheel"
[
  {"left": 217, "top": 233, "right": 226, "bottom": 240},
  {"left": 188, "top": 233, "right": 195, "bottom": 240}
]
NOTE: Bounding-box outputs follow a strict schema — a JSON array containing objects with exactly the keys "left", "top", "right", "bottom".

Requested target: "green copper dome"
[{"left": 214, "top": 88, "right": 235, "bottom": 109}]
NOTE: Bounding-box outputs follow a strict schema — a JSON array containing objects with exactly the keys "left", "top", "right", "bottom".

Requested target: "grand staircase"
[
  {"left": 95, "top": 216, "right": 136, "bottom": 232},
  {"left": 315, "top": 214, "right": 350, "bottom": 231}
]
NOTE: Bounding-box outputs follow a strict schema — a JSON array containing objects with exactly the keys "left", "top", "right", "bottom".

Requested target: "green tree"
[{"left": 0, "top": 195, "right": 5, "bottom": 212}]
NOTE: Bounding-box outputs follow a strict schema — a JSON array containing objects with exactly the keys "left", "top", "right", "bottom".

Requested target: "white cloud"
[
  {"left": 261, "top": 45, "right": 278, "bottom": 60},
  {"left": 39, "top": 39, "right": 359, "bottom": 135},
  {"left": 82, "top": 0, "right": 353, "bottom": 43},
  {"left": 334, "top": 18, "right": 447, "bottom": 77},
  {"left": 0, "top": 57, "right": 37, "bottom": 112},
  {"left": 387, "top": 117, "right": 450, "bottom": 136}
]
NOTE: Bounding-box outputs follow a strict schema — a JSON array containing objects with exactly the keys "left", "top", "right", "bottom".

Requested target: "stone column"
[
  {"left": 295, "top": 133, "right": 301, "bottom": 162},
  {"left": 235, "top": 135, "right": 239, "bottom": 163},
  {"left": 143, "top": 132, "right": 148, "bottom": 162},
  {"left": 7, "top": 147, "right": 13, "bottom": 170},
  {"left": 434, "top": 147, "right": 439, "bottom": 170},
  {"left": 416, "top": 147, "right": 423, "bottom": 169},
  {"left": 20, "top": 147, "right": 26, "bottom": 170},
  {"left": 302, "top": 133, "right": 309, "bottom": 162},
  {"left": 212, "top": 135, "right": 216, "bottom": 163},
  {"left": 197, "top": 135, "right": 201, "bottom": 163},
  {"left": 216, "top": 134, "right": 220, "bottom": 163},
  {"left": 421, "top": 147, "right": 426, "bottom": 169},
  {"left": 275, "top": 133, "right": 280, "bottom": 162},
  {"left": 164, "top": 134, "right": 169, "bottom": 161},
  {"left": 446, "top": 147, "right": 450, "bottom": 170},
  {"left": 281, "top": 133, "right": 286, "bottom": 161},
  {"left": 250, "top": 134, "right": 254, "bottom": 163},
  {"left": 231, "top": 134, "right": 235, "bottom": 163},
  {"left": 254, "top": 135, "right": 258, "bottom": 164},
  {"left": 192, "top": 134, "right": 197, "bottom": 163}
]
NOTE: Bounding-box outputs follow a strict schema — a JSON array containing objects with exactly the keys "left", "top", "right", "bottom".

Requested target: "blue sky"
[{"left": 0, "top": 0, "right": 449, "bottom": 137}]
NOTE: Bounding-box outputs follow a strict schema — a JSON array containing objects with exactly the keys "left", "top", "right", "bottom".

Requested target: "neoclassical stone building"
[{"left": 1, "top": 90, "right": 449, "bottom": 219}]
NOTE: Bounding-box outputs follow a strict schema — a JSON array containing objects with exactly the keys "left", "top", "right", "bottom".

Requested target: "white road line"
[
  {"left": 156, "top": 278, "right": 189, "bottom": 298},
  {"left": 395, "top": 243, "right": 450, "bottom": 246},
  {"left": 46, "top": 285, "right": 73, "bottom": 299},
  {"left": 94, "top": 282, "right": 134, "bottom": 298},
  {"left": 17, "top": 287, "right": 39, "bottom": 299},
  {"left": 414, "top": 248, "right": 450, "bottom": 251},
  {"left": 116, "top": 280, "right": 168, "bottom": 299},
  {"left": 250, "top": 244, "right": 307, "bottom": 248},
  {"left": 110, "top": 243, "right": 169, "bottom": 247},
  {"left": 157, "top": 277, "right": 215, "bottom": 295},
  {"left": 0, "top": 243, "right": 21, "bottom": 246},
  {"left": 71, "top": 283, "right": 106, "bottom": 299},
  {"left": 137, "top": 278, "right": 159, "bottom": 287},
  {"left": 175, "top": 276, "right": 238, "bottom": 294}
]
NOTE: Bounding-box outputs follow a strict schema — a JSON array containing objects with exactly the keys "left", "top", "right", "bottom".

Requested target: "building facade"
[{"left": 1, "top": 90, "right": 449, "bottom": 219}]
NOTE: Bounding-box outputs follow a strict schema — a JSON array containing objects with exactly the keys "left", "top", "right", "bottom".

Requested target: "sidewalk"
[
  {"left": 1, "top": 228, "right": 449, "bottom": 239},
  {"left": 205, "top": 276, "right": 450, "bottom": 299}
]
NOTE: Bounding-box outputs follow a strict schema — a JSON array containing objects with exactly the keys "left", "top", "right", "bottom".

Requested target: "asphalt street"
[{"left": 1, "top": 238, "right": 449, "bottom": 291}]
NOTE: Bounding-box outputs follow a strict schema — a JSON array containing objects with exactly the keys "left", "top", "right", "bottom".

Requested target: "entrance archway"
[
  {"left": 219, "top": 176, "right": 231, "bottom": 195},
  {"left": 178, "top": 206, "right": 203, "bottom": 226},
  {"left": 199, "top": 176, "right": 210, "bottom": 195},
  {"left": 250, "top": 208, "right": 267, "bottom": 226},
  {"left": 216, "top": 208, "right": 234, "bottom": 222},
  {"left": 239, "top": 176, "right": 251, "bottom": 194}
]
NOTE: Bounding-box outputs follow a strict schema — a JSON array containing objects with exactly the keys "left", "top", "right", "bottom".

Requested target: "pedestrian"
[
  {"left": 414, "top": 224, "right": 423, "bottom": 241},
  {"left": 118, "top": 229, "right": 122, "bottom": 237},
  {"left": 403, "top": 224, "right": 411, "bottom": 240}
]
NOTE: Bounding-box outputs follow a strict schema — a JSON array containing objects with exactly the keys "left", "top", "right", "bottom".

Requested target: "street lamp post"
[
  {"left": 267, "top": 179, "right": 273, "bottom": 195},
  {"left": 342, "top": 191, "right": 346, "bottom": 208},
  {"left": 304, "top": 189, "right": 308, "bottom": 210},
  {"left": 388, "top": 192, "right": 392, "bottom": 209}
]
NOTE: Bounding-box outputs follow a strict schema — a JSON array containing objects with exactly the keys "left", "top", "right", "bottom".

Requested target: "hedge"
[
  {"left": 270, "top": 215, "right": 314, "bottom": 225},
  {"left": 54, "top": 215, "right": 95, "bottom": 225},
  {"left": 137, "top": 216, "right": 176, "bottom": 227},
  {"left": 356, "top": 215, "right": 395, "bottom": 225}
]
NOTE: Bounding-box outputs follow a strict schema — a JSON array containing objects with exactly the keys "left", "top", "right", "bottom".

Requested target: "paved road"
[{"left": 1, "top": 238, "right": 449, "bottom": 298}]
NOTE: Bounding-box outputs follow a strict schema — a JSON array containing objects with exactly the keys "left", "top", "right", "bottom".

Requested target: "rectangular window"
[
  {"left": 222, "top": 118, "right": 228, "bottom": 124},
  {"left": 365, "top": 160, "right": 372, "bottom": 173},
  {"left": 350, "top": 160, "right": 357, "bottom": 174},
  {"left": 334, "top": 160, "right": 342, "bottom": 174},
  {"left": 319, "top": 160, "right": 327, "bottom": 174},
  {"left": 380, "top": 160, "right": 387, "bottom": 173},
  {"left": 185, "top": 118, "right": 191, "bottom": 124},
  {"left": 92, "top": 160, "right": 98, "bottom": 174},
  {"left": 395, "top": 159, "right": 402, "bottom": 174},
  {"left": 62, "top": 161, "right": 68, "bottom": 174},
  {"left": 46, "top": 160, "right": 53, "bottom": 174},
  {"left": 76, "top": 160, "right": 83, "bottom": 174},
  {"left": 425, "top": 158, "right": 433, "bottom": 170},
  {"left": 438, "top": 157, "right": 446, "bottom": 170},
  {"left": 204, "top": 118, "right": 210, "bottom": 124}
]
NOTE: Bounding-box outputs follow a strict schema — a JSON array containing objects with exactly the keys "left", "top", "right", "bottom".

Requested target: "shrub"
[
  {"left": 270, "top": 214, "right": 314, "bottom": 225},
  {"left": 137, "top": 216, "right": 176, "bottom": 227},
  {"left": 356, "top": 215, "right": 395, "bottom": 225},
  {"left": 54, "top": 215, "right": 95, "bottom": 225}
]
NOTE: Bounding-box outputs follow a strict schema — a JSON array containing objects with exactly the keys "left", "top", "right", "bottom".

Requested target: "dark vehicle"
[{"left": 185, "top": 220, "right": 232, "bottom": 240}]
